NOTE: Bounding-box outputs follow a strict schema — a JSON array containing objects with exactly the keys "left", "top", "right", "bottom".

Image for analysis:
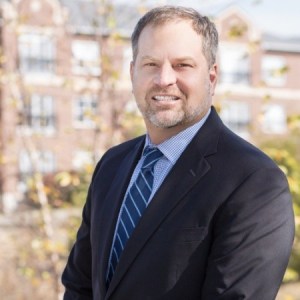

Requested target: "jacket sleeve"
[
  {"left": 61, "top": 184, "right": 93, "bottom": 300},
  {"left": 201, "top": 167, "right": 295, "bottom": 300}
]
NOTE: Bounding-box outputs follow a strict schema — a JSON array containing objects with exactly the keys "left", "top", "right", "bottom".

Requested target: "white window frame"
[
  {"left": 262, "top": 104, "right": 287, "bottom": 134},
  {"left": 219, "top": 43, "right": 250, "bottom": 85},
  {"left": 262, "top": 55, "right": 287, "bottom": 87},
  {"left": 73, "top": 95, "right": 98, "bottom": 128},
  {"left": 71, "top": 40, "right": 101, "bottom": 76},
  {"left": 19, "top": 150, "right": 56, "bottom": 176},
  {"left": 23, "top": 94, "right": 55, "bottom": 134},
  {"left": 220, "top": 100, "right": 251, "bottom": 138},
  {"left": 18, "top": 33, "right": 55, "bottom": 74}
]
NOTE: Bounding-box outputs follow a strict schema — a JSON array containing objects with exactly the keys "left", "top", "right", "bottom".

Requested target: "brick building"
[
  {"left": 0, "top": 1, "right": 299, "bottom": 212},
  {"left": 0, "top": 0, "right": 140, "bottom": 211},
  {"left": 215, "top": 7, "right": 300, "bottom": 141}
]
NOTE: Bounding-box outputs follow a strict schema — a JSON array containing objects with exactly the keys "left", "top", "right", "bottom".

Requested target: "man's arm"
[
  {"left": 62, "top": 186, "right": 93, "bottom": 300},
  {"left": 202, "top": 167, "right": 295, "bottom": 299}
]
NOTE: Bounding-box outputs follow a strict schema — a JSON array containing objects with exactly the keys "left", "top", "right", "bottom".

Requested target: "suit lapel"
[{"left": 106, "top": 108, "right": 222, "bottom": 298}]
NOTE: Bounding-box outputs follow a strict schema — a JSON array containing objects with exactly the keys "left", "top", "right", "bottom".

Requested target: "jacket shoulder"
[
  {"left": 221, "top": 126, "right": 278, "bottom": 169},
  {"left": 91, "top": 135, "right": 145, "bottom": 177},
  {"left": 104, "top": 135, "right": 145, "bottom": 159}
]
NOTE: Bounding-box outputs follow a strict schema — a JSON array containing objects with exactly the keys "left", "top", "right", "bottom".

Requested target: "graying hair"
[{"left": 131, "top": 6, "right": 219, "bottom": 67}]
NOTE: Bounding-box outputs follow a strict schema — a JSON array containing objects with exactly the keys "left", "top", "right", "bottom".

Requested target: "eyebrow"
[
  {"left": 175, "top": 57, "right": 196, "bottom": 64},
  {"left": 140, "top": 55, "right": 196, "bottom": 62}
]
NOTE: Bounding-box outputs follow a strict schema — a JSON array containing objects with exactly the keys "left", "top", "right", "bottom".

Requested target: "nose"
[{"left": 153, "top": 63, "right": 177, "bottom": 87}]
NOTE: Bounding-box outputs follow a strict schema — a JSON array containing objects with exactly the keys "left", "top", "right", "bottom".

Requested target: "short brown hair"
[{"left": 131, "top": 5, "right": 218, "bottom": 67}]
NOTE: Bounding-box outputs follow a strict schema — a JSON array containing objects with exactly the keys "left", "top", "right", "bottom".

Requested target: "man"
[{"left": 62, "top": 6, "right": 294, "bottom": 300}]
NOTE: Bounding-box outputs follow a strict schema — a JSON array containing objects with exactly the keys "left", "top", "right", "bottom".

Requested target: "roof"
[
  {"left": 59, "top": 0, "right": 142, "bottom": 37},
  {"left": 263, "top": 34, "right": 300, "bottom": 53},
  {"left": 2, "top": 0, "right": 296, "bottom": 52},
  {"left": 217, "top": 5, "right": 300, "bottom": 53}
]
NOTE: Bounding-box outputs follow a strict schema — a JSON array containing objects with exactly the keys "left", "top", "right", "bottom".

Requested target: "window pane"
[
  {"left": 18, "top": 33, "right": 55, "bottom": 74},
  {"left": 220, "top": 101, "right": 250, "bottom": 138},
  {"left": 19, "top": 150, "right": 55, "bottom": 175},
  {"left": 73, "top": 95, "right": 98, "bottom": 128},
  {"left": 72, "top": 40, "right": 101, "bottom": 76},
  {"left": 262, "top": 104, "right": 287, "bottom": 134},
  {"left": 24, "top": 94, "right": 55, "bottom": 133},
  {"left": 262, "top": 56, "right": 287, "bottom": 86},
  {"left": 219, "top": 44, "right": 250, "bottom": 84}
]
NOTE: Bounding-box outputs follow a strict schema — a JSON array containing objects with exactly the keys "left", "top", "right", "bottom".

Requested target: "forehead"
[
  {"left": 139, "top": 19, "right": 200, "bottom": 40},
  {"left": 137, "top": 20, "right": 203, "bottom": 58}
]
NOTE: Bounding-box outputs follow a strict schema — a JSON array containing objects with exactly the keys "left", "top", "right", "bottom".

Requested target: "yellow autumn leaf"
[{"left": 55, "top": 171, "right": 72, "bottom": 187}]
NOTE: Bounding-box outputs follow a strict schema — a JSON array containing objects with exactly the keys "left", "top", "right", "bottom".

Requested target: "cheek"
[
  {"left": 190, "top": 76, "right": 210, "bottom": 94},
  {"left": 133, "top": 69, "right": 147, "bottom": 84},
  {"left": 132, "top": 80, "right": 149, "bottom": 102},
  {"left": 133, "top": 75, "right": 154, "bottom": 96},
  {"left": 132, "top": 79, "right": 144, "bottom": 94},
  {"left": 177, "top": 72, "right": 204, "bottom": 90},
  {"left": 177, "top": 79, "right": 200, "bottom": 98}
]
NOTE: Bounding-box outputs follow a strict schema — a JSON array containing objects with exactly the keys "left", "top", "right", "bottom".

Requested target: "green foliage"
[
  {"left": 120, "top": 110, "right": 145, "bottom": 140},
  {"left": 25, "top": 168, "right": 93, "bottom": 209},
  {"left": 8, "top": 212, "right": 82, "bottom": 299},
  {"left": 260, "top": 131, "right": 300, "bottom": 282}
]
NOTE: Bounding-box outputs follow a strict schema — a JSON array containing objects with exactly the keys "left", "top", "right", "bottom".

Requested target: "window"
[
  {"left": 220, "top": 101, "right": 251, "bottom": 138},
  {"left": 219, "top": 44, "right": 250, "bottom": 84},
  {"left": 262, "top": 104, "right": 287, "bottom": 134},
  {"left": 262, "top": 56, "right": 288, "bottom": 86},
  {"left": 19, "top": 150, "right": 56, "bottom": 176},
  {"left": 73, "top": 95, "right": 98, "bottom": 128},
  {"left": 23, "top": 94, "right": 55, "bottom": 134},
  {"left": 72, "top": 40, "right": 101, "bottom": 76},
  {"left": 18, "top": 33, "right": 55, "bottom": 74}
]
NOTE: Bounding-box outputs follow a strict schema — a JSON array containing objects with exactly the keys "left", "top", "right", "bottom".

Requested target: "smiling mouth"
[{"left": 152, "top": 95, "right": 180, "bottom": 101}]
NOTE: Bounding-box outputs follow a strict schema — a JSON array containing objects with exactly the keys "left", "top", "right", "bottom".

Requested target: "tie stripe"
[{"left": 106, "top": 147, "right": 163, "bottom": 285}]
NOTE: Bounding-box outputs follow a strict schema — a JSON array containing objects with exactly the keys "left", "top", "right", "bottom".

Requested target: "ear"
[{"left": 209, "top": 63, "right": 218, "bottom": 96}]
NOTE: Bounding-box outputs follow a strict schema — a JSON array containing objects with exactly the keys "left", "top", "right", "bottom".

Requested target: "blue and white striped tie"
[{"left": 107, "top": 147, "right": 163, "bottom": 284}]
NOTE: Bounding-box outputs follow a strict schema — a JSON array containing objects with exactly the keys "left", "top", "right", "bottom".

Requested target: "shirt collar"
[{"left": 144, "top": 108, "right": 211, "bottom": 165}]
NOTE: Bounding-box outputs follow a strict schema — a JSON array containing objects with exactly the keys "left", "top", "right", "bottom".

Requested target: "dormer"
[
  {"left": 15, "top": 0, "right": 65, "bottom": 27},
  {"left": 216, "top": 6, "right": 261, "bottom": 43}
]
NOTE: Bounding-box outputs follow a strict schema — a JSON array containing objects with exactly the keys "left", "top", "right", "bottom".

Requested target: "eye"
[
  {"left": 176, "top": 63, "right": 193, "bottom": 68},
  {"left": 144, "top": 62, "right": 157, "bottom": 67}
]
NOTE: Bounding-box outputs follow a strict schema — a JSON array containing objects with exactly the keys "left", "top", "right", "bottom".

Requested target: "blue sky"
[{"left": 113, "top": 0, "right": 300, "bottom": 38}]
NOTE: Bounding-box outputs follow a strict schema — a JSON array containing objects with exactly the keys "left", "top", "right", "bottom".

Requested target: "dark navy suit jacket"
[{"left": 62, "top": 107, "right": 294, "bottom": 300}]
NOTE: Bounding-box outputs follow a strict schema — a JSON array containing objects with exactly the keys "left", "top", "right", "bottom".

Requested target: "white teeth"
[{"left": 153, "top": 95, "right": 178, "bottom": 101}]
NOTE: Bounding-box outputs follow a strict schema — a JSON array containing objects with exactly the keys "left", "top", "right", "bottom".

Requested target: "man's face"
[{"left": 130, "top": 20, "right": 218, "bottom": 137}]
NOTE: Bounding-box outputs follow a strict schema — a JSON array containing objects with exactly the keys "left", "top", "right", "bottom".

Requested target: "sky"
[{"left": 113, "top": 0, "right": 300, "bottom": 38}]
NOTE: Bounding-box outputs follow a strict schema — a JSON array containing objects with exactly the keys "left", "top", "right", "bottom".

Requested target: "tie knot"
[{"left": 142, "top": 147, "right": 163, "bottom": 170}]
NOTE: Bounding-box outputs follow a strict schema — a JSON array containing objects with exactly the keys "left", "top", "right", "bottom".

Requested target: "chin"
[{"left": 149, "top": 117, "right": 185, "bottom": 129}]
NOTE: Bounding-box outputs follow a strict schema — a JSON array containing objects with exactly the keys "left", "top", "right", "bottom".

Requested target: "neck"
[
  {"left": 145, "top": 108, "right": 212, "bottom": 144},
  {"left": 146, "top": 121, "right": 196, "bottom": 145}
]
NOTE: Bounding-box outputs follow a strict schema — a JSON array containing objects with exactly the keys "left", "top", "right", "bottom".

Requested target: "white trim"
[{"left": 216, "top": 84, "right": 300, "bottom": 101}]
